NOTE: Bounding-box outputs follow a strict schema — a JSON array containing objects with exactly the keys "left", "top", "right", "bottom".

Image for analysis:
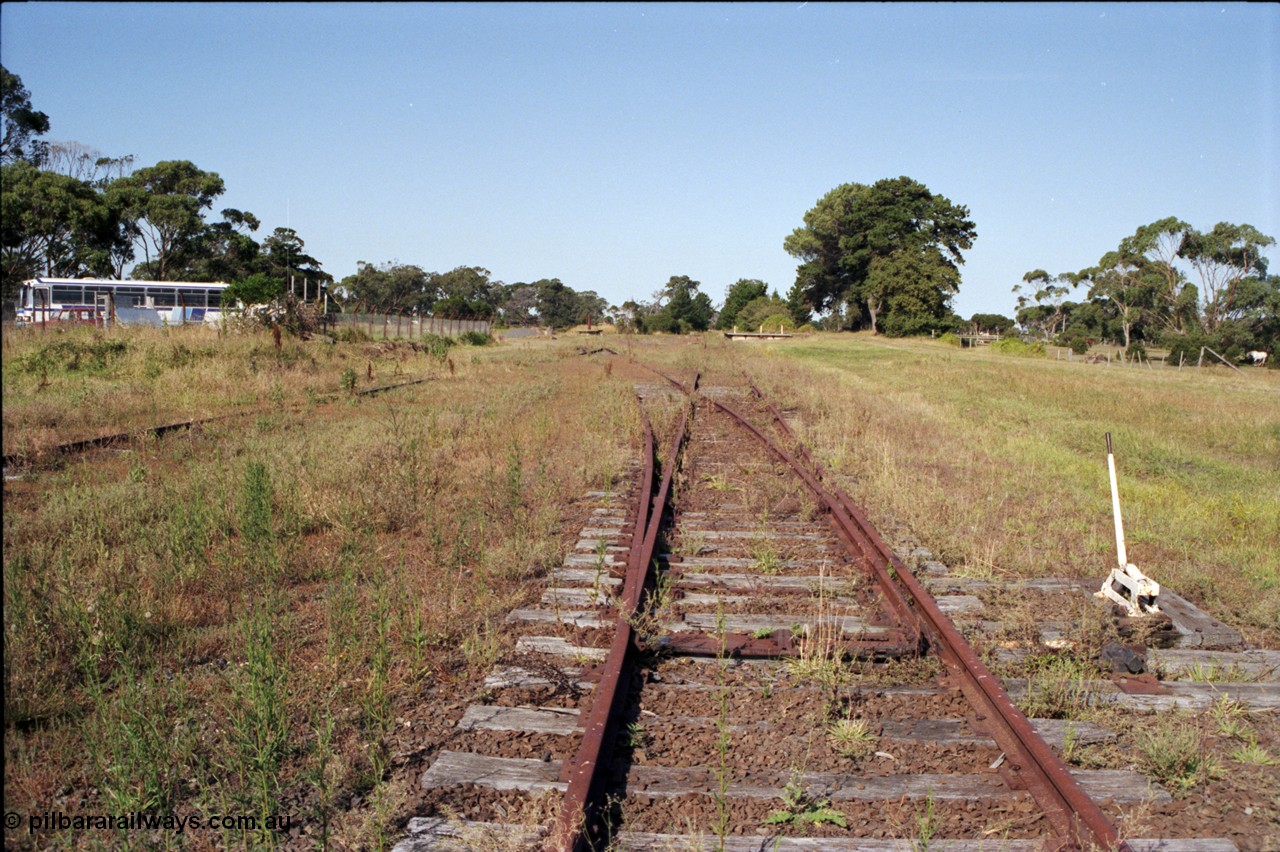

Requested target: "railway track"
[
  {"left": 403, "top": 369, "right": 1243, "bottom": 851},
  {"left": 0, "top": 374, "right": 434, "bottom": 473}
]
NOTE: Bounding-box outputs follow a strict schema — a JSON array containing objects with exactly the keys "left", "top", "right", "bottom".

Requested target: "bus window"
[{"left": 52, "top": 285, "right": 84, "bottom": 304}]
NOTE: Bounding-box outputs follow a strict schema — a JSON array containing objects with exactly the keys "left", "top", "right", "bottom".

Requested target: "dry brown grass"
[
  {"left": 4, "top": 327, "right": 1275, "bottom": 849},
  {"left": 2, "top": 329, "right": 638, "bottom": 848}
]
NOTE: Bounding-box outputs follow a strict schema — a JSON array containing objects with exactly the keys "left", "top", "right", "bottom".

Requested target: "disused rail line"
[
  {"left": 633, "top": 366, "right": 1127, "bottom": 852},
  {"left": 1, "top": 375, "right": 434, "bottom": 472},
  {"left": 409, "top": 368, "right": 1216, "bottom": 851},
  {"left": 552, "top": 377, "right": 693, "bottom": 851}
]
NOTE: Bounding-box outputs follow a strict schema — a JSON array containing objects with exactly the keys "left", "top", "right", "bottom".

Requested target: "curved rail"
[
  {"left": 550, "top": 376, "right": 696, "bottom": 852},
  {"left": 645, "top": 365, "right": 1126, "bottom": 851}
]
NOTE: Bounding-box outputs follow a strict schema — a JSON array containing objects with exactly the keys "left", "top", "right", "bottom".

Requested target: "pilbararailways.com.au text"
[{"left": 11, "top": 810, "right": 296, "bottom": 835}]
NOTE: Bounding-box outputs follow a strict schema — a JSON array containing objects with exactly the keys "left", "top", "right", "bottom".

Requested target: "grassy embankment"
[
  {"left": 3, "top": 324, "right": 638, "bottom": 848},
  {"left": 0, "top": 324, "right": 471, "bottom": 458},
  {"left": 732, "top": 333, "right": 1278, "bottom": 645}
]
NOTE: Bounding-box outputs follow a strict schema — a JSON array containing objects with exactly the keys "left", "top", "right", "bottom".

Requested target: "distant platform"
[{"left": 724, "top": 331, "right": 793, "bottom": 340}]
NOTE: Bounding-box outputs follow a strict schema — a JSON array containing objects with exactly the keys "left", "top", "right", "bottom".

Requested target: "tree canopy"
[
  {"left": 642, "top": 276, "right": 714, "bottom": 333},
  {"left": 716, "top": 278, "right": 768, "bottom": 329},
  {"left": 1015, "top": 216, "right": 1277, "bottom": 361},
  {"left": 784, "top": 176, "right": 976, "bottom": 335},
  {"left": 1, "top": 65, "right": 50, "bottom": 166}
]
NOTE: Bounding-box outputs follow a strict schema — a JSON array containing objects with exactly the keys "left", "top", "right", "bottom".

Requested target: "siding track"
[{"left": 403, "top": 367, "right": 1242, "bottom": 852}]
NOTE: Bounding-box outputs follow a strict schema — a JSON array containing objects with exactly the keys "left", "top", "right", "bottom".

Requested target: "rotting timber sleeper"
[{"left": 404, "top": 366, "right": 1242, "bottom": 852}]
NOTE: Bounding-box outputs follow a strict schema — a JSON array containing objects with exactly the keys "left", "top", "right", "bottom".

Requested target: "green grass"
[
  {"left": 1136, "top": 715, "right": 1221, "bottom": 794},
  {"left": 745, "top": 333, "right": 1279, "bottom": 643}
]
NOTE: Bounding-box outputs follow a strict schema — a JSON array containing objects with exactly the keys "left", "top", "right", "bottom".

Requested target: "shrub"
[
  {"left": 1162, "top": 332, "right": 1207, "bottom": 366},
  {"left": 17, "top": 337, "right": 129, "bottom": 375},
  {"left": 754, "top": 313, "right": 797, "bottom": 333},
  {"left": 1137, "top": 717, "right": 1218, "bottom": 794},
  {"left": 421, "top": 333, "right": 454, "bottom": 360},
  {"left": 1126, "top": 340, "right": 1147, "bottom": 361},
  {"left": 336, "top": 326, "right": 371, "bottom": 343},
  {"left": 990, "top": 338, "right": 1045, "bottom": 358},
  {"left": 937, "top": 332, "right": 962, "bottom": 347},
  {"left": 458, "top": 331, "right": 492, "bottom": 346},
  {"left": 222, "top": 274, "right": 285, "bottom": 308}
]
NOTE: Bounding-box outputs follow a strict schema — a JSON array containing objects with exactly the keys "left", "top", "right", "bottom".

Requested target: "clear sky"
[{"left": 2, "top": 2, "right": 1276, "bottom": 318}]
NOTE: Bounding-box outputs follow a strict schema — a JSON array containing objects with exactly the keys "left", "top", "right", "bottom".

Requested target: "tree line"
[
  {"left": 2, "top": 65, "right": 332, "bottom": 310},
  {"left": 3, "top": 65, "right": 988, "bottom": 335},
  {"left": 10, "top": 63, "right": 1269, "bottom": 346},
  {"left": 1013, "top": 217, "right": 1278, "bottom": 360}
]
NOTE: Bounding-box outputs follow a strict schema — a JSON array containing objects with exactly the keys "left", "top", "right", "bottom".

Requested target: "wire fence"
[{"left": 326, "top": 312, "right": 494, "bottom": 339}]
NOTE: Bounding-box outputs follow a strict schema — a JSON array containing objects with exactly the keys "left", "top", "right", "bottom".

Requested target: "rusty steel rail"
[
  {"left": 550, "top": 378, "right": 695, "bottom": 852},
  {"left": 1, "top": 376, "right": 433, "bottom": 471},
  {"left": 644, "top": 366, "right": 1126, "bottom": 852}
]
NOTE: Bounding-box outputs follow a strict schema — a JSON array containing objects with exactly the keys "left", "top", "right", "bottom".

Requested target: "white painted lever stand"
[{"left": 1095, "top": 432, "right": 1161, "bottom": 617}]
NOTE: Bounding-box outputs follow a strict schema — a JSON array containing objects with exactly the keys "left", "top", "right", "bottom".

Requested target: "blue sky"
[{"left": 2, "top": 2, "right": 1276, "bottom": 318}]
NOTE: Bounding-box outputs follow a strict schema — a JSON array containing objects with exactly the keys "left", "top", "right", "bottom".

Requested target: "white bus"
[{"left": 15, "top": 278, "right": 229, "bottom": 327}]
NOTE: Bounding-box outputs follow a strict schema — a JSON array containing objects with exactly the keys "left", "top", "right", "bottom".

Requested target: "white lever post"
[
  {"left": 1107, "top": 432, "right": 1127, "bottom": 568},
  {"left": 1096, "top": 432, "right": 1161, "bottom": 616}
]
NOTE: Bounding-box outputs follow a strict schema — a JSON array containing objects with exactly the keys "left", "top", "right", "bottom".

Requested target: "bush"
[
  {"left": 755, "top": 313, "right": 797, "bottom": 333},
  {"left": 421, "top": 333, "right": 454, "bottom": 360},
  {"left": 336, "top": 326, "right": 371, "bottom": 343},
  {"left": 458, "top": 331, "right": 493, "bottom": 346},
  {"left": 1126, "top": 340, "right": 1148, "bottom": 361},
  {"left": 1162, "top": 332, "right": 1206, "bottom": 367},
  {"left": 1055, "top": 328, "right": 1091, "bottom": 355},
  {"left": 222, "top": 274, "right": 285, "bottom": 308},
  {"left": 937, "top": 332, "right": 962, "bottom": 347},
  {"left": 990, "top": 338, "right": 1045, "bottom": 358},
  {"left": 223, "top": 297, "right": 325, "bottom": 338},
  {"left": 17, "top": 337, "right": 129, "bottom": 375},
  {"left": 640, "top": 313, "right": 677, "bottom": 334}
]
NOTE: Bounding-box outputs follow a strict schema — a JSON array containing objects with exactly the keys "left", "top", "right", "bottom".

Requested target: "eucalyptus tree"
[
  {"left": 113, "top": 160, "right": 225, "bottom": 280},
  {"left": 430, "top": 266, "right": 502, "bottom": 318},
  {"left": 41, "top": 140, "right": 134, "bottom": 187},
  {"left": 1013, "top": 269, "right": 1079, "bottom": 340},
  {"left": 339, "top": 261, "right": 433, "bottom": 313},
  {"left": 1110, "top": 217, "right": 1191, "bottom": 333},
  {"left": 1, "top": 160, "right": 110, "bottom": 292},
  {"left": 1178, "top": 222, "right": 1275, "bottom": 332},
  {"left": 0, "top": 65, "right": 50, "bottom": 166},
  {"left": 533, "top": 278, "right": 582, "bottom": 329},
  {"left": 499, "top": 283, "right": 538, "bottom": 325},
  {"left": 968, "top": 313, "right": 1015, "bottom": 336},
  {"left": 1082, "top": 251, "right": 1160, "bottom": 349}
]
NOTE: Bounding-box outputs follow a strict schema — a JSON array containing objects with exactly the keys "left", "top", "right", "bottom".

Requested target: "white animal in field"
[{"left": 1244, "top": 350, "right": 1268, "bottom": 366}]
